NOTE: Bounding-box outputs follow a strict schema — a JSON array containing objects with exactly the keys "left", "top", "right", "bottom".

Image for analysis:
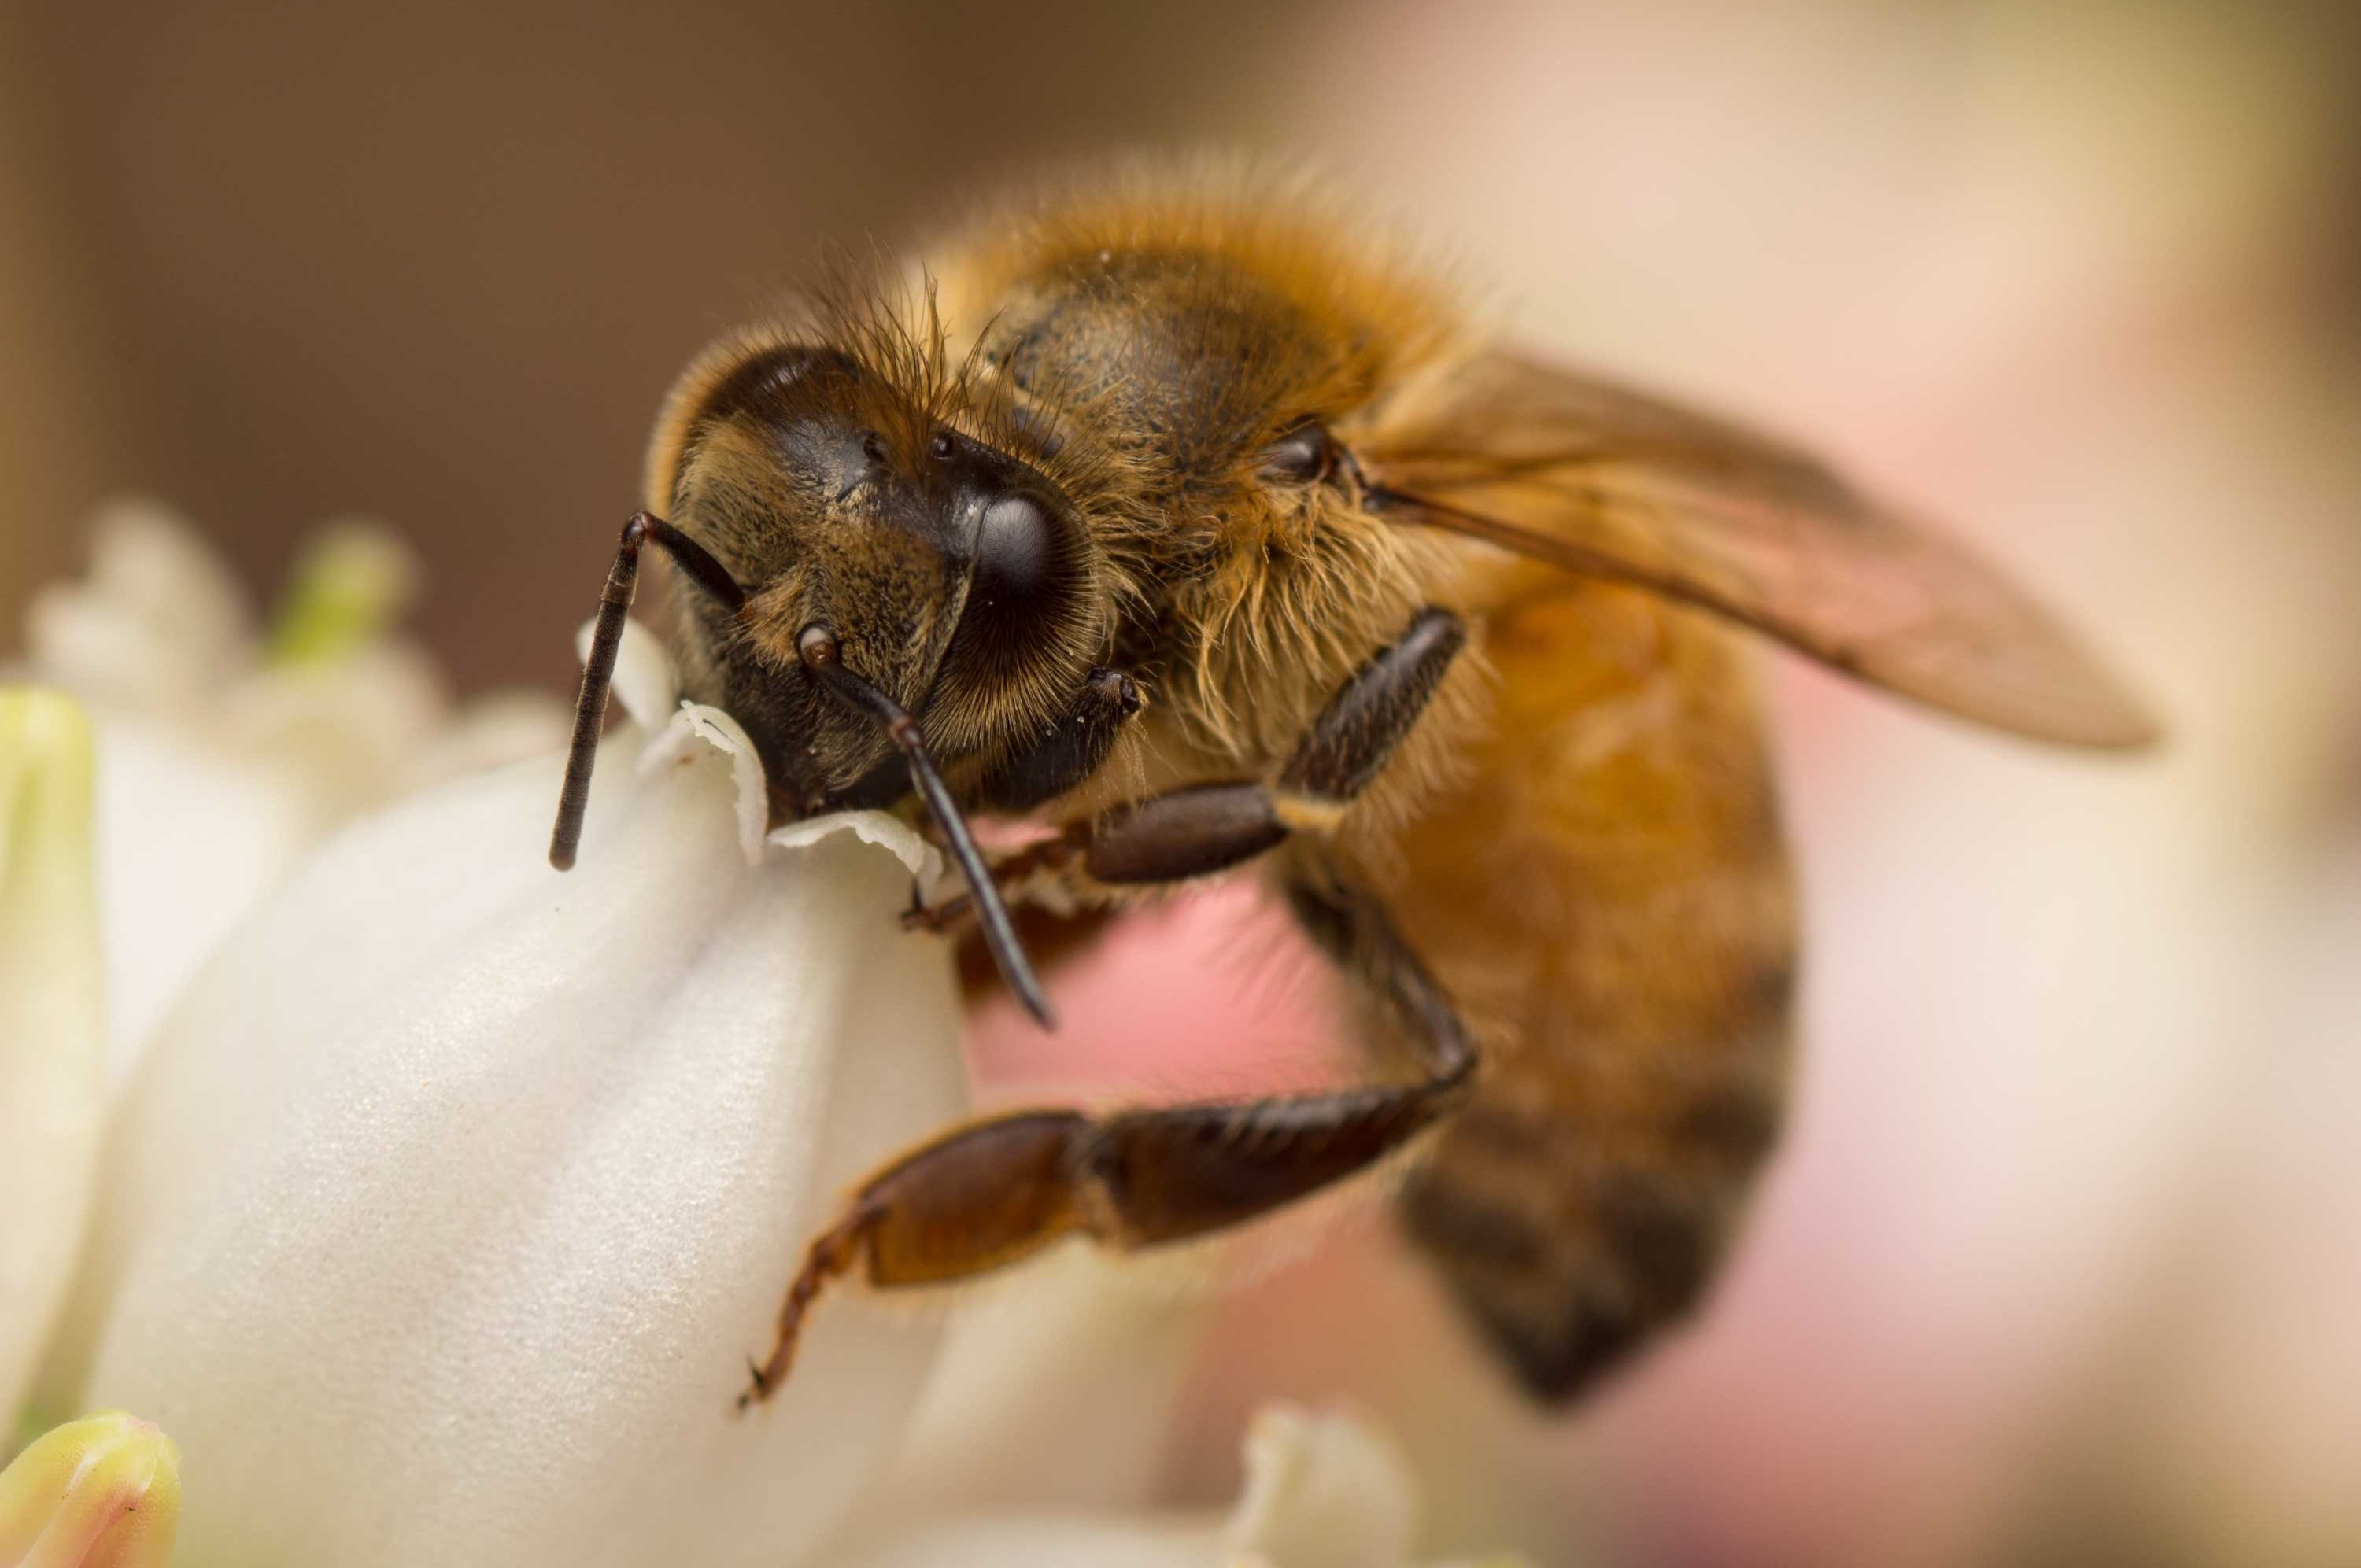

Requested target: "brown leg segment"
[
  {"left": 1085, "top": 606, "right": 1467, "bottom": 886},
  {"left": 740, "top": 884, "right": 1477, "bottom": 1410},
  {"left": 906, "top": 604, "right": 1468, "bottom": 932}
]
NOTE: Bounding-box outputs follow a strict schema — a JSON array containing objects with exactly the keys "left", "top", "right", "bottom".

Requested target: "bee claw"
[
  {"left": 901, "top": 895, "right": 971, "bottom": 933},
  {"left": 737, "top": 1356, "right": 773, "bottom": 1413}
]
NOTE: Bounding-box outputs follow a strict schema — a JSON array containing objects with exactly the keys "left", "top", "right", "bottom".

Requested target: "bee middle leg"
[
  {"left": 1084, "top": 604, "right": 1466, "bottom": 883},
  {"left": 907, "top": 605, "right": 1467, "bottom": 930},
  {"left": 740, "top": 872, "right": 1475, "bottom": 1408}
]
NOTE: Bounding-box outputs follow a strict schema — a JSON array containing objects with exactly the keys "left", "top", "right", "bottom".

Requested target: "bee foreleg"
[{"left": 738, "top": 882, "right": 1478, "bottom": 1410}]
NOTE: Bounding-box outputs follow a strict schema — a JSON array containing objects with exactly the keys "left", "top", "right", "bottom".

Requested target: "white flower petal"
[
  {"left": 769, "top": 809, "right": 938, "bottom": 884},
  {"left": 1225, "top": 1404, "right": 1420, "bottom": 1568},
  {"left": 646, "top": 703, "right": 770, "bottom": 864},
  {"left": 23, "top": 500, "right": 253, "bottom": 713},
  {"left": 20, "top": 505, "right": 536, "bottom": 1080},
  {"left": 86, "top": 718, "right": 312, "bottom": 1077},
  {"left": 844, "top": 1403, "right": 1470, "bottom": 1568},
  {"left": 43, "top": 738, "right": 627, "bottom": 1408},
  {"left": 396, "top": 688, "right": 575, "bottom": 795},
  {"left": 0, "top": 690, "right": 104, "bottom": 1421},
  {"left": 853, "top": 1245, "right": 1205, "bottom": 1524},
  {"left": 848, "top": 1515, "right": 1225, "bottom": 1568},
  {"left": 51, "top": 715, "right": 967, "bottom": 1567},
  {"left": 218, "top": 640, "right": 452, "bottom": 826}
]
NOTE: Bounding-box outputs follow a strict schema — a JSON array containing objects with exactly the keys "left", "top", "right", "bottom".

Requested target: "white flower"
[
  {"left": 38, "top": 671, "right": 968, "bottom": 1566},
  {"left": 18, "top": 500, "right": 567, "bottom": 1076}
]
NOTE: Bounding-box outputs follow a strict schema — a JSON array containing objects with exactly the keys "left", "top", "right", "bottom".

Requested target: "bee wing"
[{"left": 1362, "top": 352, "right": 2160, "bottom": 748}]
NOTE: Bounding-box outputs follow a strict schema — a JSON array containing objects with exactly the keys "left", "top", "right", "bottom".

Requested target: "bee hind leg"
[{"left": 739, "top": 880, "right": 1477, "bottom": 1410}]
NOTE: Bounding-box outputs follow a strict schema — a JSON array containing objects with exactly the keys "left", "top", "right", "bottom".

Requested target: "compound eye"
[
  {"left": 972, "top": 491, "right": 1055, "bottom": 609},
  {"left": 939, "top": 479, "right": 1091, "bottom": 708}
]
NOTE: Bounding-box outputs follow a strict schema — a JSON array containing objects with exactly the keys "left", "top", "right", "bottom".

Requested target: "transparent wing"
[{"left": 1361, "top": 352, "right": 2159, "bottom": 748}]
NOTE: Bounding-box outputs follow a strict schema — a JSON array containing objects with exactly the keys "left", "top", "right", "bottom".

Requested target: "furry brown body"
[
  {"left": 929, "top": 199, "right": 1794, "bottom": 1395},
  {"left": 555, "top": 177, "right": 2152, "bottom": 1408}
]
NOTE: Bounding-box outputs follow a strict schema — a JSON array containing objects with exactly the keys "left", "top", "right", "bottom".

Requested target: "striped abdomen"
[{"left": 1366, "top": 572, "right": 1797, "bottom": 1401}]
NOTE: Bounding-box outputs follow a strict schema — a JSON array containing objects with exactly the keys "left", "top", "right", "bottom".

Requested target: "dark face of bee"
[{"left": 663, "top": 346, "right": 1105, "bottom": 816}]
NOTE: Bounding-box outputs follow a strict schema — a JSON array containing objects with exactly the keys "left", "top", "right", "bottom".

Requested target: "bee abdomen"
[{"left": 1402, "top": 1034, "right": 1788, "bottom": 1404}]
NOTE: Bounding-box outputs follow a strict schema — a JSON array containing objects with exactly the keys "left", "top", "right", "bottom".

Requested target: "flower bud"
[{"left": 0, "top": 1412, "right": 180, "bottom": 1568}]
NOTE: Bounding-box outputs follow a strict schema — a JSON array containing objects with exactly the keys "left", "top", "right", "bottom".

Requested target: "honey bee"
[{"left": 549, "top": 172, "right": 2156, "bottom": 1410}]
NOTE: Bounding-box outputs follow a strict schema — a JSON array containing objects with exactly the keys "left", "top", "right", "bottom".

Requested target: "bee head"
[{"left": 651, "top": 339, "right": 1107, "bottom": 817}]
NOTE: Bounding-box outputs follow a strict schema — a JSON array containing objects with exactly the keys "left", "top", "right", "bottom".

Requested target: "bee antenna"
[
  {"left": 551, "top": 511, "right": 748, "bottom": 872},
  {"left": 796, "top": 625, "right": 1059, "bottom": 1031}
]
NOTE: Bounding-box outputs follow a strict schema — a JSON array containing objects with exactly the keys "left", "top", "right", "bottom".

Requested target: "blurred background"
[{"left": 4, "top": 0, "right": 2357, "bottom": 1563}]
